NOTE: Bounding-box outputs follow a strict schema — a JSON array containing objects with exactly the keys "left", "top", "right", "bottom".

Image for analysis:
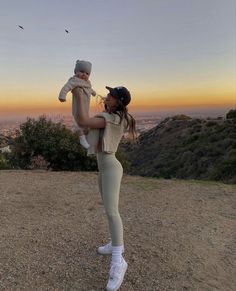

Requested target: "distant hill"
[
  {"left": 1, "top": 114, "right": 235, "bottom": 183},
  {"left": 122, "top": 114, "right": 236, "bottom": 184}
]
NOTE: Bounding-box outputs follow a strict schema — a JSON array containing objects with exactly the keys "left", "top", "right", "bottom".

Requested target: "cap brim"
[
  {"left": 105, "top": 86, "right": 118, "bottom": 98},
  {"left": 105, "top": 86, "right": 113, "bottom": 91}
]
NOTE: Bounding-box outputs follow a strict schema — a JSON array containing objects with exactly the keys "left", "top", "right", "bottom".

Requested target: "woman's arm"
[{"left": 72, "top": 87, "right": 106, "bottom": 129}]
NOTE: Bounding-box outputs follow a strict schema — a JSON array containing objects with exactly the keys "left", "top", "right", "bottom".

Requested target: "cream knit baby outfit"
[{"left": 58, "top": 76, "right": 96, "bottom": 131}]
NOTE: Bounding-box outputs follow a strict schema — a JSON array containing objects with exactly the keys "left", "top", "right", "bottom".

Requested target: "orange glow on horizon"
[{"left": 0, "top": 87, "right": 235, "bottom": 115}]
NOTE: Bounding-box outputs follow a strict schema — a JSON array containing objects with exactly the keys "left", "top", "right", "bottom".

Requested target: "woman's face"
[{"left": 104, "top": 93, "right": 119, "bottom": 111}]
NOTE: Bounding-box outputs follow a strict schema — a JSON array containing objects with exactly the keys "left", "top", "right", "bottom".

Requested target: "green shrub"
[
  {"left": 126, "top": 114, "right": 236, "bottom": 184},
  {"left": 9, "top": 116, "right": 97, "bottom": 171},
  {"left": 226, "top": 109, "right": 236, "bottom": 119},
  {"left": 0, "top": 153, "right": 11, "bottom": 169},
  {"left": 205, "top": 121, "right": 218, "bottom": 127},
  {"left": 210, "top": 155, "right": 236, "bottom": 183},
  {"left": 172, "top": 114, "right": 192, "bottom": 121},
  {"left": 116, "top": 146, "right": 131, "bottom": 173}
]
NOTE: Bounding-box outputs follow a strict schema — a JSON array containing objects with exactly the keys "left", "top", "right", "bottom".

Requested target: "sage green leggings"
[{"left": 97, "top": 152, "right": 123, "bottom": 246}]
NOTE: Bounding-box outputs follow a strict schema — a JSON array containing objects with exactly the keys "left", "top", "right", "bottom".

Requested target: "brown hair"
[{"left": 104, "top": 99, "right": 137, "bottom": 141}]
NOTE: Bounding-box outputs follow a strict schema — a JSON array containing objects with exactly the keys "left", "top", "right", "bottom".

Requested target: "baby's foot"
[{"left": 79, "top": 135, "right": 90, "bottom": 149}]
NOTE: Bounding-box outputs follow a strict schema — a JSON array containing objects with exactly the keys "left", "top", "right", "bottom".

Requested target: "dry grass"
[{"left": 0, "top": 170, "right": 235, "bottom": 291}]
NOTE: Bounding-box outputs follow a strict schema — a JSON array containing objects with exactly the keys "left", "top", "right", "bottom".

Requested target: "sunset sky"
[{"left": 0, "top": 0, "right": 235, "bottom": 119}]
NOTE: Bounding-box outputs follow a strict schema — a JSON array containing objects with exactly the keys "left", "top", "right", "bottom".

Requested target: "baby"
[{"left": 58, "top": 60, "right": 96, "bottom": 149}]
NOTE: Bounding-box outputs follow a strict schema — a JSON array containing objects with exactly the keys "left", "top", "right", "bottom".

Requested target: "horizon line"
[{"left": 0, "top": 106, "right": 234, "bottom": 122}]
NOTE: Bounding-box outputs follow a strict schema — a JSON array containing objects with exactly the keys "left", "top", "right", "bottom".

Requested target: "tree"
[{"left": 9, "top": 116, "right": 97, "bottom": 171}]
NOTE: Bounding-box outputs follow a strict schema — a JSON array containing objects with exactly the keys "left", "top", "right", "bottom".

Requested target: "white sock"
[
  {"left": 79, "top": 135, "right": 90, "bottom": 149},
  {"left": 111, "top": 245, "right": 124, "bottom": 264}
]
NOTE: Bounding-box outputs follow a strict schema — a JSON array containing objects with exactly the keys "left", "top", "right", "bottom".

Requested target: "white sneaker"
[
  {"left": 106, "top": 258, "right": 128, "bottom": 291},
  {"left": 97, "top": 242, "right": 124, "bottom": 255}
]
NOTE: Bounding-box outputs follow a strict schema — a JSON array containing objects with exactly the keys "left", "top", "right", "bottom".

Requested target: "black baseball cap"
[{"left": 106, "top": 86, "right": 131, "bottom": 106}]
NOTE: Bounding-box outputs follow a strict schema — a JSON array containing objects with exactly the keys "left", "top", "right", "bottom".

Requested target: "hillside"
[
  {"left": 122, "top": 115, "right": 236, "bottom": 183},
  {"left": 0, "top": 170, "right": 235, "bottom": 290}
]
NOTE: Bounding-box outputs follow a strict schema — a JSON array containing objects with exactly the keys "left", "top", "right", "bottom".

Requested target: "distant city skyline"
[
  {"left": 0, "top": 104, "right": 232, "bottom": 123},
  {"left": 0, "top": 0, "right": 235, "bottom": 118},
  {"left": 0, "top": 106, "right": 231, "bottom": 140}
]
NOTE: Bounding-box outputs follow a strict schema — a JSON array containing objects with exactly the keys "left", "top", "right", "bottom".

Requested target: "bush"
[
  {"left": 210, "top": 155, "right": 236, "bottom": 183},
  {"left": 116, "top": 146, "right": 131, "bottom": 173},
  {"left": 29, "top": 155, "right": 49, "bottom": 170},
  {"left": 205, "top": 121, "right": 218, "bottom": 127},
  {"left": 226, "top": 109, "right": 236, "bottom": 119},
  {"left": 126, "top": 114, "right": 236, "bottom": 183},
  {"left": 0, "top": 153, "right": 11, "bottom": 169},
  {"left": 172, "top": 114, "right": 192, "bottom": 121},
  {"left": 9, "top": 116, "right": 97, "bottom": 171}
]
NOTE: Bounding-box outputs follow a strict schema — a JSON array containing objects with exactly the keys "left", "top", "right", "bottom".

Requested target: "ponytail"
[{"left": 112, "top": 100, "right": 137, "bottom": 141}]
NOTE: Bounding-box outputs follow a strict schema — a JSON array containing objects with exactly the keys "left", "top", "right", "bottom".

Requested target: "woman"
[{"left": 73, "top": 85, "right": 136, "bottom": 291}]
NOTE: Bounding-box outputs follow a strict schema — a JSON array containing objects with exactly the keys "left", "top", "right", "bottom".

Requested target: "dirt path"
[{"left": 0, "top": 170, "right": 235, "bottom": 291}]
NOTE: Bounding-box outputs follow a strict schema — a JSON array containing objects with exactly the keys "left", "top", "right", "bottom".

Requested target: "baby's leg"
[
  {"left": 72, "top": 93, "right": 90, "bottom": 149},
  {"left": 78, "top": 127, "right": 90, "bottom": 149},
  {"left": 77, "top": 128, "right": 85, "bottom": 136},
  {"left": 73, "top": 120, "right": 90, "bottom": 149}
]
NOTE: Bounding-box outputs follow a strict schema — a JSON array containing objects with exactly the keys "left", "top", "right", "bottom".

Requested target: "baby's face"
[{"left": 76, "top": 71, "right": 89, "bottom": 81}]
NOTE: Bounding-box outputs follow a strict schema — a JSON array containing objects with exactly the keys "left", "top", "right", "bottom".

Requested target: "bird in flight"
[
  {"left": 18, "top": 25, "right": 24, "bottom": 30},
  {"left": 65, "top": 29, "right": 69, "bottom": 33}
]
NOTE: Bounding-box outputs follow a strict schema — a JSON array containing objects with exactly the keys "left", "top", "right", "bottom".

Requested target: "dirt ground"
[{"left": 0, "top": 170, "right": 235, "bottom": 291}]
